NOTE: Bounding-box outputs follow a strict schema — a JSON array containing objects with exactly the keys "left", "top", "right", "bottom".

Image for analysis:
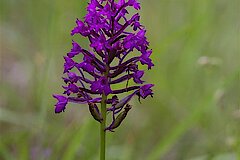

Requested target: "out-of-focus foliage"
[{"left": 0, "top": 0, "right": 239, "bottom": 159}]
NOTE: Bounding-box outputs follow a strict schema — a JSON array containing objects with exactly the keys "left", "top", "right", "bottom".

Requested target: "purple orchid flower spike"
[{"left": 53, "top": 0, "right": 154, "bottom": 159}]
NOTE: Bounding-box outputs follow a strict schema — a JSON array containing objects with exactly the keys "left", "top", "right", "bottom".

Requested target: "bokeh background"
[{"left": 0, "top": 0, "right": 240, "bottom": 159}]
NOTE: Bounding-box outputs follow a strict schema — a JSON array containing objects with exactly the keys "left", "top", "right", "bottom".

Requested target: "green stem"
[{"left": 100, "top": 93, "right": 107, "bottom": 160}]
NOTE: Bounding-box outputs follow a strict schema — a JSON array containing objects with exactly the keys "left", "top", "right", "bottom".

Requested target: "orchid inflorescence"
[{"left": 53, "top": 0, "right": 154, "bottom": 131}]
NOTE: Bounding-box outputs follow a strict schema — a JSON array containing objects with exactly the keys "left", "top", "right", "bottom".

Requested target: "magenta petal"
[{"left": 53, "top": 95, "right": 68, "bottom": 113}]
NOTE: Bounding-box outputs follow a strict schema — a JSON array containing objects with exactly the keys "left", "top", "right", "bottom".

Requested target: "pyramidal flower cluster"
[{"left": 53, "top": 0, "right": 154, "bottom": 131}]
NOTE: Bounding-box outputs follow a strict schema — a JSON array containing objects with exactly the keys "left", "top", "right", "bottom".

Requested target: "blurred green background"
[{"left": 0, "top": 0, "right": 239, "bottom": 159}]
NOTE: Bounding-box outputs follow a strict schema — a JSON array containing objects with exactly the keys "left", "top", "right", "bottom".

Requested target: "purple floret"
[
  {"left": 138, "top": 84, "right": 154, "bottom": 99},
  {"left": 67, "top": 41, "right": 82, "bottom": 58},
  {"left": 53, "top": 95, "right": 68, "bottom": 113}
]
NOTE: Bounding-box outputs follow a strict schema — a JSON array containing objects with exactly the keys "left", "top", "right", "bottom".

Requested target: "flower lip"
[
  {"left": 71, "top": 19, "right": 89, "bottom": 36},
  {"left": 133, "top": 70, "right": 144, "bottom": 84},
  {"left": 67, "top": 41, "right": 82, "bottom": 58},
  {"left": 63, "top": 56, "right": 75, "bottom": 73},
  {"left": 138, "top": 84, "right": 154, "bottom": 99},
  {"left": 53, "top": 95, "right": 68, "bottom": 113},
  {"left": 140, "top": 50, "right": 154, "bottom": 70}
]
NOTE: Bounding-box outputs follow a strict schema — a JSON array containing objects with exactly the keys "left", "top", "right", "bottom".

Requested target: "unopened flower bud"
[
  {"left": 88, "top": 103, "right": 103, "bottom": 123},
  {"left": 109, "top": 104, "right": 132, "bottom": 130}
]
